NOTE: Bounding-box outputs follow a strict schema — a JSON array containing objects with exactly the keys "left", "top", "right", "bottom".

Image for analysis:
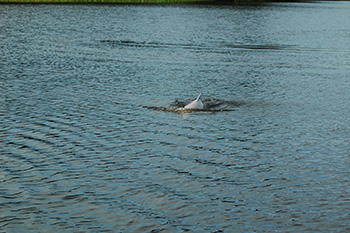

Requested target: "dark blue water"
[{"left": 1, "top": 2, "right": 350, "bottom": 232}]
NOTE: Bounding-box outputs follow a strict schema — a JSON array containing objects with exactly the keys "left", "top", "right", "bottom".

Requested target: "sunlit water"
[{"left": 1, "top": 2, "right": 350, "bottom": 232}]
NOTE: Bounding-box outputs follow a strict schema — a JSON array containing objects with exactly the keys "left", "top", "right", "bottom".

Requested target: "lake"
[{"left": 1, "top": 2, "right": 350, "bottom": 232}]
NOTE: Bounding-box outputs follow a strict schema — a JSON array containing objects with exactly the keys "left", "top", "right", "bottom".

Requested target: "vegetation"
[
  {"left": 1, "top": 0, "right": 204, "bottom": 3},
  {"left": 0, "top": 0, "right": 263, "bottom": 4}
]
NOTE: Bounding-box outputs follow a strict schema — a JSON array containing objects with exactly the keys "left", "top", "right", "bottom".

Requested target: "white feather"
[{"left": 184, "top": 94, "right": 204, "bottom": 109}]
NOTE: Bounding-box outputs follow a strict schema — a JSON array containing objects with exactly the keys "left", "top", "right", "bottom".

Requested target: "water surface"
[{"left": 1, "top": 2, "right": 350, "bottom": 232}]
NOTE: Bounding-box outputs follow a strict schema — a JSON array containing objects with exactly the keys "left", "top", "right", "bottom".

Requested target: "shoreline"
[
  {"left": 0, "top": 0, "right": 344, "bottom": 6},
  {"left": 1, "top": 0, "right": 211, "bottom": 3},
  {"left": 0, "top": 0, "right": 269, "bottom": 4}
]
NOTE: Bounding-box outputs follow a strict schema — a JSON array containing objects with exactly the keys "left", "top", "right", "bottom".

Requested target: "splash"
[{"left": 144, "top": 96, "right": 243, "bottom": 114}]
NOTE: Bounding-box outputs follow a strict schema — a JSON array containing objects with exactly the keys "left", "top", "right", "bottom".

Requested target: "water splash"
[{"left": 144, "top": 97, "right": 244, "bottom": 113}]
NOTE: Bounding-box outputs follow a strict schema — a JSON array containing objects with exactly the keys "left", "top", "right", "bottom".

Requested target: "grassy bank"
[
  {"left": 0, "top": 0, "right": 262, "bottom": 3},
  {"left": 0, "top": 0, "right": 208, "bottom": 3}
]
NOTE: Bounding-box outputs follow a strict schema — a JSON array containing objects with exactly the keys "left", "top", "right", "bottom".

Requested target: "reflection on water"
[{"left": 1, "top": 2, "right": 350, "bottom": 232}]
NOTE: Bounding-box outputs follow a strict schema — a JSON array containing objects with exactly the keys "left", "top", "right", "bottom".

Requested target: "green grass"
[
  {"left": 0, "top": 0, "right": 214, "bottom": 3},
  {"left": 1, "top": 0, "right": 345, "bottom": 4},
  {"left": 0, "top": 0, "right": 273, "bottom": 4}
]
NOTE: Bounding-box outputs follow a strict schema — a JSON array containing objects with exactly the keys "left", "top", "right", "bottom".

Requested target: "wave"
[
  {"left": 100, "top": 39, "right": 299, "bottom": 52},
  {"left": 100, "top": 39, "right": 198, "bottom": 50}
]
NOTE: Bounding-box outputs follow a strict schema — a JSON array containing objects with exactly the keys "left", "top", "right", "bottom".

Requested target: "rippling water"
[{"left": 1, "top": 2, "right": 350, "bottom": 232}]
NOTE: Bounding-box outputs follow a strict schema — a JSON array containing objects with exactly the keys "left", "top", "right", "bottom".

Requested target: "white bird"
[{"left": 183, "top": 93, "right": 204, "bottom": 110}]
